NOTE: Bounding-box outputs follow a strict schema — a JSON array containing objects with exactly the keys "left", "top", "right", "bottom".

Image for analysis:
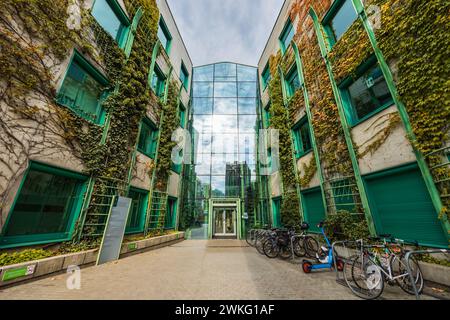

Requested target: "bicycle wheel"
[
  {"left": 390, "top": 254, "right": 424, "bottom": 295},
  {"left": 279, "top": 244, "right": 292, "bottom": 259},
  {"left": 263, "top": 239, "right": 280, "bottom": 258},
  {"left": 304, "top": 236, "right": 319, "bottom": 258},
  {"left": 255, "top": 234, "right": 267, "bottom": 255},
  {"left": 246, "top": 229, "right": 256, "bottom": 247},
  {"left": 344, "top": 255, "right": 384, "bottom": 300},
  {"left": 293, "top": 237, "right": 306, "bottom": 257}
]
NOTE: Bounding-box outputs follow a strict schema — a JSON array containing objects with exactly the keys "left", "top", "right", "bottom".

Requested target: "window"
[
  {"left": 179, "top": 103, "right": 186, "bottom": 128},
  {"left": 138, "top": 118, "right": 158, "bottom": 158},
  {"left": 342, "top": 61, "right": 393, "bottom": 125},
  {"left": 91, "top": 0, "right": 129, "bottom": 46},
  {"left": 279, "top": 19, "right": 295, "bottom": 54},
  {"left": 126, "top": 188, "right": 148, "bottom": 234},
  {"left": 264, "top": 103, "right": 271, "bottom": 128},
  {"left": 292, "top": 117, "right": 312, "bottom": 158},
  {"left": 164, "top": 197, "right": 177, "bottom": 229},
  {"left": 285, "top": 65, "right": 301, "bottom": 98},
  {"left": 272, "top": 197, "right": 282, "bottom": 227},
  {"left": 324, "top": 0, "right": 358, "bottom": 45},
  {"left": 0, "top": 162, "right": 87, "bottom": 248},
  {"left": 151, "top": 64, "right": 166, "bottom": 98},
  {"left": 180, "top": 62, "right": 189, "bottom": 90},
  {"left": 57, "top": 52, "right": 108, "bottom": 124},
  {"left": 157, "top": 16, "right": 172, "bottom": 54},
  {"left": 261, "top": 63, "right": 271, "bottom": 90}
]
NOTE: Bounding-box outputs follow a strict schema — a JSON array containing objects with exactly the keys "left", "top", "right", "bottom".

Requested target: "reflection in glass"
[
  {"left": 214, "top": 98, "right": 237, "bottom": 114},
  {"left": 212, "top": 134, "right": 238, "bottom": 154},
  {"left": 193, "top": 65, "right": 214, "bottom": 81},
  {"left": 193, "top": 98, "right": 213, "bottom": 114},
  {"left": 238, "top": 98, "right": 257, "bottom": 114},
  {"left": 193, "top": 82, "right": 213, "bottom": 97},
  {"left": 194, "top": 154, "right": 211, "bottom": 175},
  {"left": 214, "top": 82, "right": 237, "bottom": 97},
  {"left": 193, "top": 115, "right": 213, "bottom": 133},
  {"left": 237, "top": 65, "right": 257, "bottom": 82},
  {"left": 194, "top": 133, "right": 212, "bottom": 154},
  {"left": 238, "top": 133, "right": 256, "bottom": 155},
  {"left": 238, "top": 82, "right": 257, "bottom": 98},
  {"left": 212, "top": 115, "right": 238, "bottom": 133},
  {"left": 239, "top": 115, "right": 258, "bottom": 133},
  {"left": 214, "top": 63, "right": 236, "bottom": 80}
]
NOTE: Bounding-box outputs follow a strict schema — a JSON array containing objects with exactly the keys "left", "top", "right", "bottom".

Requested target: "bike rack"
[
  {"left": 331, "top": 240, "right": 360, "bottom": 287},
  {"left": 404, "top": 248, "right": 450, "bottom": 300}
]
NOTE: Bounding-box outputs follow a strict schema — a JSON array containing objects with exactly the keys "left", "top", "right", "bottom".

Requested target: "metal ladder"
[
  {"left": 323, "top": 175, "right": 364, "bottom": 215},
  {"left": 146, "top": 190, "right": 168, "bottom": 232},
  {"left": 426, "top": 146, "right": 450, "bottom": 212}
]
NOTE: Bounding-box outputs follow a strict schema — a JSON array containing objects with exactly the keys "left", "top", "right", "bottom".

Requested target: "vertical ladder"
[
  {"left": 426, "top": 146, "right": 450, "bottom": 213},
  {"left": 323, "top": 175, "right": 364, "bottom": 215},
  {"left": 146, "top": 190, "right": 168, "bottom": 232}
]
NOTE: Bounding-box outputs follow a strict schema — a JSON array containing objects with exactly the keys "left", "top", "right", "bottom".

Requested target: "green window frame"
[
  {"left": 137, "top": 118, "right": 158, "bottom": 158},
  {"left": 91, "top": 0, "right": 131, "bottom": 48},
  {"left": 285, "top": 64, "right": 301, "bottom": 99},
  {"left": 271, "top": 197, "right": 282, "bottom": 227},
  {"left": 150, "top": 64, "right": 166, "bottom": 99},
  {"left": 157, "top": 16, "right": 172, "bottom": 54},
  {"left": 171, "top": 148, "right": 183, "bottom": 174},
  {"left": 164, "top": 197, "right": 177, "bottom": 229},
  {"left": 279, "top": 18, "right": 295, "bottom": 54},
  {"left": 340, "top": 57, "right": 394, "bottom": 126},
  {"left": 0, "top": 162, "right": 88, "bottom": 248},
  {"left": 125, "top": 187, "right": 148, "bottom": 234},
  {"left": 180, "top": 62, "right": 190, "bottom": 90},
  {"left": 56, "top": 51, "right": 109, "bottom": 125},
  {"left": 292, "top": 117, "right": 312, "bottom": 158},
  {"left": 322, "top": 0, "right": 358, "bottom": 47},
  {"left": 261, "top": 63, "right": 271, "bottom": 90},
  {"left": 263, "top": 103, "right": 271, "bottom": 128}
]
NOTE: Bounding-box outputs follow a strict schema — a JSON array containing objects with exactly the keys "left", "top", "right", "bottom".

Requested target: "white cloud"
[{"left": 167, "top": 0, "right": 284, "bottom": 66}]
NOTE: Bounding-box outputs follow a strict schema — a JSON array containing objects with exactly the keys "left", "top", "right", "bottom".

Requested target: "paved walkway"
[{"left": 0, "top": 240, "right": 430, "bottom": 300}]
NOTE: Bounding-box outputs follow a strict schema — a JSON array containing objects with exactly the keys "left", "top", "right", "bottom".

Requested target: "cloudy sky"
[{"left": 166, "top": 0, "right": 284, "bottom": 67}]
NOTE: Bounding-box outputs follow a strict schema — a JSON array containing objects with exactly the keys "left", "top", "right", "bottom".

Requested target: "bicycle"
[
  {"left": 290, "top": 222, "right": 319, "bottom": 258},
  {"left": 343, "top": 235, "right": 424, "bottom": 300},
  {"left": 262, "top": 227, "right": 296, "bottom": 259}
]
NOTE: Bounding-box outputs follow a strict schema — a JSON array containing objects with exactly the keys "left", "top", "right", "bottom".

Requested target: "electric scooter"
[{"left": 301, "top": 221, "right": 344, "bottom": 273}]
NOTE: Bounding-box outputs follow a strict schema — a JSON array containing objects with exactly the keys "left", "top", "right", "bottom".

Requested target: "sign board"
[
  {"left": 96, "top": 196, "right": 132, "bottom": 265},
  {"left": 1, "top": 264, "right": 36, "bottom": 281}
]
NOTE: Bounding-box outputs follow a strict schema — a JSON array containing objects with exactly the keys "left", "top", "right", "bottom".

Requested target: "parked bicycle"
[{"left": 343, "top": 235, "right": 424, "bottom": 300}]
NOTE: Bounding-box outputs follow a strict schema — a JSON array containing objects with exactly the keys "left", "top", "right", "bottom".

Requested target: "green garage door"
[
  {"left": 301, "top": 187, "right": 326, "bottom": 233},
  {"left": 364, "top": 164, "right": 448, "bottom": 248}
]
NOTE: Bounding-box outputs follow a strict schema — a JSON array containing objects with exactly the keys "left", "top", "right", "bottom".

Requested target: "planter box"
[
  {"left": 0, "top": 232, "right": 185, "bottom": 288},
  {"left": 419, "top": 261, "right": 450, "bottom": 287}
]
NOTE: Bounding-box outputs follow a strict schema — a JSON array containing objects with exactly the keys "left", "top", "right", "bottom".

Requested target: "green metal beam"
[
  {"left": 351, "top": 0, "right": 450, "bottom": 241},
  {"left": 309, "top": 7, "right": 376, "bottom": 235},
  {"left": 292, "top": 43, "right": 329, "bottom": 217}
]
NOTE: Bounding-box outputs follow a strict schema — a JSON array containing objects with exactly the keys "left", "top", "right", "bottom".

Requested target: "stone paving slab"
[{"left": 0, "top": 240, "right": 434, "bottom": 300}]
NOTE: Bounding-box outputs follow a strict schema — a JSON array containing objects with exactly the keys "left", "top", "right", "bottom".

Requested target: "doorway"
[{"left": 213, "top": 207, "right": 237, "bottom": 238}]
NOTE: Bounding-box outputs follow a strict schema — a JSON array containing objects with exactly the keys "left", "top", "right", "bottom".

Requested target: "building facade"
[{"left": 0, "top": 0, "right": 448, "bottom": 249}]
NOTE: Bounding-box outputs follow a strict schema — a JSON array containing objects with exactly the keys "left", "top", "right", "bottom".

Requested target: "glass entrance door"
[{"left": 213, "top": 207, "right": 236, "bottom": 237}]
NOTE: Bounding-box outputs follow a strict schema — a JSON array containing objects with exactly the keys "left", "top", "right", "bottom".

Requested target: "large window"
[
  {"left": 264, "top": 103, "right": 271, "bottom": 128},
  {"left": 157, "top": 16, "right": 172, "bottom": 54},
  {"left": 272, "top": 197, "right": 282, "bottom": 227},
  {"left": 261, "top": 63, "right": 271, "bottom": 90},
  {"left": 179, "top": 103, "right": 186, "bottom": 128},
  {"left": 126, "top": 188, "right": 148, "bottom": 234},
  {"left": 341, "top": 60, "right": 393, "bottom": 125},
  {"left": 1, "top": 162, "right": 87, "bottom": 248},
  {"left": 279, "top": 19, "right": 295, "bottom": 54},
  {"left": 91, "top": 0, "right": 129, "bottom": 46},
  {"left": 164, "top": 197, "right": 177, "bottom": 229},
  {"left": 180, "top": 62, "right": 190, "bottom": 90},
  {"left": 57, "top": 53, "right": 108, "bottom": 124},
  {"left": 293, "top": 117, "right": 312, "bottom": 158},
  {"left": 151, "top": 64, "right": 166, "bottom": 98},
  {"left": 324, "top": 0, "right": 358, "bottom": 45},
  {"left": 285, "top": 65, "right": 301, "bottom": 98},
  {"left": 138, "top": 118, "right": 158, "bottom": 158}
]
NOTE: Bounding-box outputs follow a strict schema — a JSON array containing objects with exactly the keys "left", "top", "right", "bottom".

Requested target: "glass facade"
[{"left": 180, "top": 63, "right": 270, "bottom": 239}]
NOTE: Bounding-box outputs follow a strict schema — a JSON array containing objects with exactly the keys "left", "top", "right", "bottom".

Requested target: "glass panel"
[
  {"left": 126, "top": 190, "right": 145, "bottom": 232},
  {"left": 237, "top": 65, "right": 257, "bottom": 81},
  {"left": 238, "top": 115, "right": 258, "bottom": 133},
  {"left": 212, "top": 134, "right": 238, "bottom": 154},
  {"left": 214, "top": 209, "right": 224, "bottom": 234},
  {"left": 193, "top": 65, "right": 214, "bottom": 81},
  {"left": 212, "top": 115, "right": 238, "bottom": 133},
  {"left": 238, "top": 82, "right": 257, "bottom": 97},
  {"left": 92, "top": 0, "right": 123, "bottom": 41},
  {"left": 192, "top": 98, "right": 213, "bottom": 114},
  {"left": 348, "top": 65, "right": 392, "bottom": 121},
  {"left": 214, "top": 63, "right": 236, "bottom": 81},
  {"left": 5, "top": 170, "right": 80, "bottom": 237},
  {"left": 213, "top": 98, "right": 237, "bottom": 114},
  {"left": 195, "top": 176, "right": 211, "bottom": 199},
  {"left": 214, "top": 82, "right": 237, "bottom": 98},
  {"left": 211, "top": 156, "right": 228, "bottom": 175},
  {"left": 238, "top": 133, "right": 256, "bottom": 155},
  {"left": 238, "top": 98, "right": 257, "bottom": 114},
  {"left": 194, "top": 133, "right": 212, "bottom": 154},
  {"left": 330, "top": 0, "right": 358, "bottom": 41},
  {"left": 193, "top": 115, "right": 213, "bottom": 133},
  {"left": 193, "top": 82, "right": 213, "bottom": 97},
  {"left": 225, "top": 209, "right": 235, "bottom": 234},
  {"left": 211, "top": 176, "right": 226, "bottom": 197},
  {"left": 194, "top": 153, "right": 211, "bottom": 175},
  {"left": 300, "top": 122, "right": 312, "bottom": 152},
  {"left": 280, "top": 21, "right": 295, "bottom": 50}
]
